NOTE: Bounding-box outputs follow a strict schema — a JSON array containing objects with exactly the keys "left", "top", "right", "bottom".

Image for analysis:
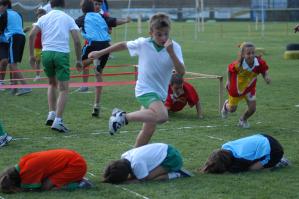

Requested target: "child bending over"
[
  {"left": 0, "top": 149, "right": 92, "bottom": 193},
  {"left": 103, "top": 143, "right": 191, "bottom": 183},
  {"left": 200, "top": 134, "right": 288, "bottom": 173}
]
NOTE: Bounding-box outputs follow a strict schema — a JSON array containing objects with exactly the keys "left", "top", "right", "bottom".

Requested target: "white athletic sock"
[
  {"left": 168, "top": 172, "right": 181, "bottom": 180},
  {"left": 54, "top": 117, "right": 62, "bottom": 123}
]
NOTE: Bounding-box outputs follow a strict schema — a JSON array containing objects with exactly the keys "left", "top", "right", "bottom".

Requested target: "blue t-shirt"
[
  {"left": 222, "top": 134, "right": 271, "bottom": 171},
  {"left": 3, "top": 9, "right": 25, "bottom": 39},
  {"left": 76, "top": 12, "right": 111, "bottom": 42}
]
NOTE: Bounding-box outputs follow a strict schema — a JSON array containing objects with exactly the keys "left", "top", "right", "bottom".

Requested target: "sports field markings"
[
  {"left": 13, "top": 125, "right": 225, "bottom": 142},
  {"left": 87, "top": 172, "right": 96, "bottom": 177},
  {"left": 0, "top": 196, "right": 5, "bottom": 199},
  {"left": 295, "top": 104, "right": 299, "bottom": 107},
  {"left": 115, "top": 185, "right": 150, "bottom": 199}
]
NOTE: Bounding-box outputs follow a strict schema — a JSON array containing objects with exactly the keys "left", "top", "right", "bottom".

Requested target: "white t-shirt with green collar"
[{"left": 126, "top": 37, "right": 184, "bottom": 101}]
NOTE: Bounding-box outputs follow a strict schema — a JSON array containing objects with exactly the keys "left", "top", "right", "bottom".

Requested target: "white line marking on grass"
[
  {"left": 87, "top": 172, "right": 96, "bottom": 177},
  {"left": 0, "top": 196, "right": 6, "bottom": 199},
  {"left": 115, "top": 185, "right": 150, "bottom": 199},
  {"left": 206, "top": 135, "right": 224, "bottom": 141},
  {"left": 295, "top": 104, "right": 299, "bottom": 107}
]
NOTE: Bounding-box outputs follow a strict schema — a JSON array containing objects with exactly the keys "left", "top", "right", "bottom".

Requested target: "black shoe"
[
  {"left": 92, "top": 107, "right": 100, "bottom": 117},
  {"left": 45, "top": 119, "right": 54, "bottom": 126}
]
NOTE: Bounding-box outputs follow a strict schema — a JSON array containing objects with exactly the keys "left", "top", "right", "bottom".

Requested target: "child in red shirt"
[
  {"left": 221, "top": 42, "right": 271, "bottom": 128},
  {"left": 165, "top": 74, "right": 203, "bottom": 119},
  {"left": 0, "top": 149, "right": 92, "bottom": 193}
]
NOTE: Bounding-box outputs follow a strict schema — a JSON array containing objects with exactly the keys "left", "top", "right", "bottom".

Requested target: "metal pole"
[{"left": 124, "top": 0, "right": 131, "bottom": 41}]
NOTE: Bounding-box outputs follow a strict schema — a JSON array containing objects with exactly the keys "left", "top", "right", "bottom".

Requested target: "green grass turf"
[{"left": 0, "top": 21, "right": 299, "bottom": 199}]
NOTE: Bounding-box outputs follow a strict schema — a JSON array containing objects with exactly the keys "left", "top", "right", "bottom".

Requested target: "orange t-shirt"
[{"left": 15, "top": 149, "right": 87, "bottom": 189}]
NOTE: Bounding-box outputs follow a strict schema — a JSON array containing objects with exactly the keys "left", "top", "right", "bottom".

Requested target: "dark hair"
[
  {"left": 170, "top": 73, "right": 183, "bottom": 86},
  {"left": 0, "top": 0, "right": 11, "bottom": 8},
  {"left": 50, "top": 0, "right": 65, "bottom": 8},
  {"left": 80, "top": 0, "right": 94, "bottom": 13},
  {"left": 103, "top": 159, "right": 131, "bottom": 184},
  {"left": 0, "top": 167, "right": 21, "bottom": 194},
  {"left": 36, "top": 8, "right": 46, "bottom": 16},
  {"left": 201, "top": 149, "right": 232, "bottom": 174}
]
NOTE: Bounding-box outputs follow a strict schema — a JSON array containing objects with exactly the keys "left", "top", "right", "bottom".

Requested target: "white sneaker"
[
  {"left": 238, "top": 118, "right": 250, "bottom": 128},
  {"left": 75, "top": 86, "right": 89, "bottom": 92},
  {"left": 221, "top": 100, "right": 229, "bottom": 119},
  {"left": 0, "top": 133, "right": 13, "bottom": 147},
  {"left": 45, "top": 112, "right": 56, "bottom": 126},
  {"left": 108, "top": 108, "right": 127, "bottom": 135},
  {"left": 15, "top": 88, "right": 32, "bottom": 96},
  {"left": 51, "top": 120, "right": 69, "bottom": 133},
  {"left": 33, "top": 75, "right": 41, "bottom": 82}
]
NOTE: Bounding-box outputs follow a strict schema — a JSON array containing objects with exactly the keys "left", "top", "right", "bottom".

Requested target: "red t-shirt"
[
  {"left": 34, "top": 31, "right": 42, "bottom": 49},
  {"left": 165, "top": 81, "right": 199, "bottom": 112},
  {"left": 16, "top": 149, "right": 87, "bottom": 189},
  {"left": 227, "top": 57, "right": 269, "bottom": 97}
]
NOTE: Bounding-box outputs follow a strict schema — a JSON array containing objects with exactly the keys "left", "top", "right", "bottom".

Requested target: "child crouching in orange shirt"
[{"left": 0, "top": 149, "right": 92, "bottom": 193}]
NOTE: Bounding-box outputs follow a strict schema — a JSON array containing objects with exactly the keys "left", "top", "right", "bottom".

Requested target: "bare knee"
[{"left": 156, "top": 113, "right": 168, "bottom": 124}]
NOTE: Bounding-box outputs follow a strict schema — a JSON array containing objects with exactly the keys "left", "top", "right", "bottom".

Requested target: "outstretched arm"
[
  {"left": 88, "top": 42, "right": 128, "bottom": 60},
  {"left": 116, "top": 17, "right": 131, "bottom": 26}
]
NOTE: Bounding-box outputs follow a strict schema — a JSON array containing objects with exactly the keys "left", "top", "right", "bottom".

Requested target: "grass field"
[{"left": 0, "top": 21, "right": 299, "bottom": 199}]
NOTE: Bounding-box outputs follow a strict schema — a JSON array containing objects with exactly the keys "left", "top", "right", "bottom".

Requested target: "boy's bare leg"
[
  {"left": 82, "top": 59, "right": 92, "bottom": 84},
  {"left": 48, "top": 77, "right": 57, "bottom": 112},
  {"left": 145, "top": 166, "right": 168, "bottom": 180},
  {"left": 126, "top": 101, "right": 168, "bottom": 124},
  {"left": 94, "top": 72, "right": 103, "bottom": 105},
  {"left": 135, "top": 122, "right": 156, "bottom": 147},
  {"left": 56, "top": 80, "right": 69, "bottom": 118},
  {"left": 9, "top": 63, "right": 27, "bottom": 85},
  {"left": 0, "top": 59, "right": 8, "bottom": 81}
]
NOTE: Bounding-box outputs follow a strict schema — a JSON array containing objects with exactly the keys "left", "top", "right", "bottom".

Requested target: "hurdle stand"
[{"left": 185, "top": 72, "right": 224, "bottom": 115}]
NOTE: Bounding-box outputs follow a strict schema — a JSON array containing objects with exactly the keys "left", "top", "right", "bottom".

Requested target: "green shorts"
[
  {"left": 42, "top": 51, "right": 70, "bottom": 81},
  {"left": 161, "top": 145, "right": 183, "bottom": 172},
  {"left": 136, "top": 92, "right": 162, "bottom": 109}
]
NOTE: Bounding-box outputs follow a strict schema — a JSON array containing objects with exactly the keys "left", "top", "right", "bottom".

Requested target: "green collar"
[
  {"left": 52, "top": 7, "right": 63, "bottom": 11},
  {"left": 150, "top": 38, "right": 164, "bottom": 52}
]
